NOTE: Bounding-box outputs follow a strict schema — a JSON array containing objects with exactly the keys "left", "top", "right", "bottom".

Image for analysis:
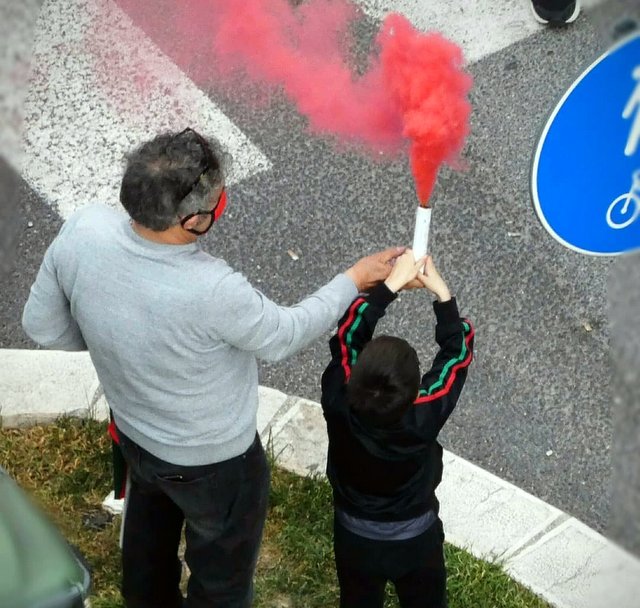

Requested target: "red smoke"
[
  {"left": 379, "top": 14, "right": 471, "bottom": 203},
  {"left": 112, "top": 0, "right": 471, "bottom": 204}
]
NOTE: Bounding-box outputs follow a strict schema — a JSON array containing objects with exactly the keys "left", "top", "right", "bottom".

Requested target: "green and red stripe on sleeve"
[
  {"left": 322, "top": 285, "right": 397, "bottom": 409},
  {"left": 415, "top": 320, "right": 474, "bottom": 404},
  {"left": 337, "top": 297, "right": 369, "bottom": 381}
]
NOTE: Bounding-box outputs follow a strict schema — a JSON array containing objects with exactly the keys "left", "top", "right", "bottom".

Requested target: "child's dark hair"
[{"left": 346, "top": 336, "right": 420, "bottom": 427}]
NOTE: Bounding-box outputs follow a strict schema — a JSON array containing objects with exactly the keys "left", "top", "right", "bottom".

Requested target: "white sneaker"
[{"left": 101, "top": 490, "right": 124, "bottom": 515}]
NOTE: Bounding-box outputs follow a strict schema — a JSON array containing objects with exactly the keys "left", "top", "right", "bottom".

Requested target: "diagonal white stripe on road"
[
  {"left": 356, "top": 0, "right": 543, "bottom": 63},
  {"left": 356, "top": 1, "right": 606, "bottom": 64},
  {"left": 22, "top": 0, "right": 271, "bottom": 221},
  {"left": 355, "top": 0, "right": 604, "bottom": 63}
]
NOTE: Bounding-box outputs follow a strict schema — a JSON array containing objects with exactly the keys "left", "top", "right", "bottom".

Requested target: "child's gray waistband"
[{"left": 335, "top": 508, "right": 437, "bottom": 541}]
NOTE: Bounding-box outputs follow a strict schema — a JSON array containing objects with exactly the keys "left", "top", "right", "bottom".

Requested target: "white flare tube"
[{"left": 412, "top": 206, "right": 432, "bottom": 267}]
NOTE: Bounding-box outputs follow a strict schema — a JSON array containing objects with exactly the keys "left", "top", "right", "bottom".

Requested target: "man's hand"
[
  {"left": 345, "top": 247, "right": 406, "bottom": 292},
  {"left": 383, "top": 249, "right": 427, "bottom": 293},
  {"left": 418, "top": 256, "right": 451, "bottom": 302}
]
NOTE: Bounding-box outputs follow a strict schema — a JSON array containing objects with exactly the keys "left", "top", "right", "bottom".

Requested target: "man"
[
  {"left": 22, "top": 128, "right": 403, "bottom": 608},
  {"left": 530, "top": 0, "right": 581, "bottom": 25}
]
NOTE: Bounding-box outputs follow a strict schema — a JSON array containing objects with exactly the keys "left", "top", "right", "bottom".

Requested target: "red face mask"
[{"left": 213, "top": 189, "right": 227, "bottom": 222}]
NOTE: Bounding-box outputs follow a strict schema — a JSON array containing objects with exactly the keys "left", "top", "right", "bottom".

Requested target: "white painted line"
[
  {"left": 268, "top": 398, "right": 303, "bottom": 441},
  {"left": 356, "top": 0, "right": 543, "bottom": 64},
  {"left": 355, "top": 0, "right": 605, "bottom": 64},
  {"left": 270, "top": 398, "right": 329, "bottom": 477},
  {"left": 22, "top": 0, "right": 271, "bottom": 221},
  {"left": 256, "top": 386, "right": 289, "bottom": 437}
]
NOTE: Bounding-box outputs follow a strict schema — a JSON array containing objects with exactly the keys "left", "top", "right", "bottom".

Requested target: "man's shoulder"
[
  {"left": 61, "top": 203, "right": 124, "bottom": 235},
  {"left": 68, "top": 203, "right": 123, "bottom": 223}
]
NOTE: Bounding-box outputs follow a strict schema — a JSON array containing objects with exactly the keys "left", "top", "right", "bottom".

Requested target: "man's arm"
[
  {"left": 211, "top": 271, "right": 357, "bottom": 362},
  {"left": 22, "top": 238, "right": 87, "bottom": 351},
  {"left": 210, "top": 248, "right": 404, "bottom": 363}
]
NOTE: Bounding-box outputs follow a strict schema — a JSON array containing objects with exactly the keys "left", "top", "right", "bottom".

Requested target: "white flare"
[{"left": 412, "top": 206, "right": 432, "bottom": 265}]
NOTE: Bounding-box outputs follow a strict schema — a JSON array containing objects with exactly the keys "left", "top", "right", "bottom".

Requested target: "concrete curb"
[{"left": 2, "top": 348, "right": 639, "bottom": 607}]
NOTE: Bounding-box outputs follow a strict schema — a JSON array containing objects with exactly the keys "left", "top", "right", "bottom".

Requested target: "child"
[{"left": 321, "top": 250, "right": 474, "bottom": 608}]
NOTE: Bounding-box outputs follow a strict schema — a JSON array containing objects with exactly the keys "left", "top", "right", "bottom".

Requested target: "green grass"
[{"left": 0, "top": 418, "right": 549, "bottom": 608}]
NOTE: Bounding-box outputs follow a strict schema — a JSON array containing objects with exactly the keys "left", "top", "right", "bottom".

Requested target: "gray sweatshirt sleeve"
[
  {"left": 22, "top": 238, "right": 87, "bottom": 351},
  {"left": 210, "top": 270, "right": 358, "bottom": 362}
]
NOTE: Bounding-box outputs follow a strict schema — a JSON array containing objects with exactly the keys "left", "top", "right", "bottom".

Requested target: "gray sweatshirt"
[{"left": 22, "top": 204, "right": 358, "bottom": 465}]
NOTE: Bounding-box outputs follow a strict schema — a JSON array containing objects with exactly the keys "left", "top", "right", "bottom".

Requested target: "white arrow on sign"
[
  {"left": 22, "top": 0, "right": 271, "bottom": 221},
  {"left": 623, "top": 65, "right": 640, "bottom": 157}
]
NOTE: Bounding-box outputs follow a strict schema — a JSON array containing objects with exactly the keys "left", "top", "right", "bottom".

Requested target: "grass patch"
[{"left": 0, "top": 418, "right": 549, "bottom": 607}]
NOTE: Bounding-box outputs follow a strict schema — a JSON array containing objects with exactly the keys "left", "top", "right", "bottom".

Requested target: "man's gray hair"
[{"left": 120, "top": 129, "right": 231, "bottom": 231}]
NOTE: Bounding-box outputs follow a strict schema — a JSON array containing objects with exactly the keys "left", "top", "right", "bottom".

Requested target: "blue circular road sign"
[{"left": 532, "top": 33, "right": 640, "bottom": 255}]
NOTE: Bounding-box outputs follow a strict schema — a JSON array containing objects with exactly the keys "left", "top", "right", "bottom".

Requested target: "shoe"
[
  {"left": 530, "top": 0, "right": 581, "bottom": 26},
  {"left": 101, "top": 490, "right": 124, "bottom": 515}
]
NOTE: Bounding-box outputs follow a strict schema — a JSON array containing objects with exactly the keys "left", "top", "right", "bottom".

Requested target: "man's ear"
[{"left": 181, "top": 215, "right": 200, "bottom": 231}]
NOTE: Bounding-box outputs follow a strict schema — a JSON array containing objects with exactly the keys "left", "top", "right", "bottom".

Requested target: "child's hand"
[
  {"left": 384, "top": 249, "right": 427, "bottom": 293},
  {"left": 418, "top": 257, "right": 451, "bottom": 302}
]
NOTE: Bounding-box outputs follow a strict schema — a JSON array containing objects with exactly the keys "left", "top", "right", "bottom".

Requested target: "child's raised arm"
[
  {"left": 414, "top": 260, "right": 474, "bottom": 436},
  {"left": 321, "top": 284, "right": 396, "bottom": 401},
  {"left": 321, "top": 250, "right": 426, "bottom": 407}
]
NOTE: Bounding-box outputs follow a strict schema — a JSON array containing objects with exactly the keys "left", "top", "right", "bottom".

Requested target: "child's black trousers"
[{"left": 333, "top": 516, "right": 447, "bottom": 608}]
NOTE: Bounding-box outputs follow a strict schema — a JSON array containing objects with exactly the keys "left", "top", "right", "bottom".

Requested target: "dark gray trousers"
[{"left": 117, "top": 430, "right": 269, "bottom": 608}]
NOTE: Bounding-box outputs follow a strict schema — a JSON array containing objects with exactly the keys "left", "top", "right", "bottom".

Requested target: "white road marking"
[
  {"left": 356, "top": 0, "right": 603, "bottom": 64},
  {"left": 22, "top": 0, "right": 271, "bottom": 220}
]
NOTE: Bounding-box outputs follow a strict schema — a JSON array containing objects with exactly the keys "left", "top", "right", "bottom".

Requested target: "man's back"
[{"left": 23, "top": 204, "right": 260, "bottom": 465}]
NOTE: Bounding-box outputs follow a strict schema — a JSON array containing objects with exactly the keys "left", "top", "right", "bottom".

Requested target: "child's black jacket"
[{"left": 321, "top": 283, "right": 474, "bottom": 522}]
